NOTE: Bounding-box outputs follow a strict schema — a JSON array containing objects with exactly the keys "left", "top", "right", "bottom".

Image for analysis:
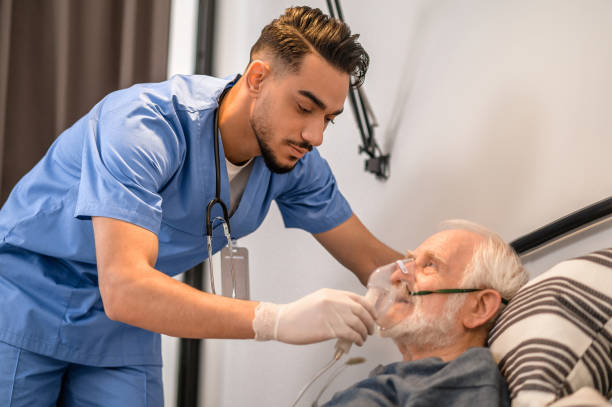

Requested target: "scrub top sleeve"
[
  {"left": 276, "top": 149, "right": 352, "bottom": 235},
  {"left": 74, "top": 101, "right": 182, "bottom": 235}
]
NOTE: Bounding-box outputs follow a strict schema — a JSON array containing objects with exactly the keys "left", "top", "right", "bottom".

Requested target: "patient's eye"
[{"left": 421, "top": 256, "right": 438, "bottom": 273}]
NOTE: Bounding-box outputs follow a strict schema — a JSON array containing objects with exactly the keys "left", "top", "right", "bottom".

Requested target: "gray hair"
[{"left": 440, "top": 219, "right": 528, "bottom": 323}]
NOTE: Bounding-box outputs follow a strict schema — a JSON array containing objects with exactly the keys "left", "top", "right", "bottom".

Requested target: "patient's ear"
[{"left": 462, "top": 289, "right": 501, "bottom": 329}]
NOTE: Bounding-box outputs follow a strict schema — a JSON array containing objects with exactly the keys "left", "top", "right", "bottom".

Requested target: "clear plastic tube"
[
  {"left": 290, "top": 356, "right": 339, "bottom": 407},
  {"left": 311, "top": 357, "right": 366, "bottom": 407}
]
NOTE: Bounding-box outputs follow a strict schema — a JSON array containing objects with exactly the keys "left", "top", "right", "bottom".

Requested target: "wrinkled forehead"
[{"left": 415, "top": 230, "right": 483, "bottom": 270}]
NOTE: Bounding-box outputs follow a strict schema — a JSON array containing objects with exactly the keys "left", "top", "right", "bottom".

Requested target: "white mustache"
[{"left": 390, "top": 281, "right": 414, "bottom": 304}]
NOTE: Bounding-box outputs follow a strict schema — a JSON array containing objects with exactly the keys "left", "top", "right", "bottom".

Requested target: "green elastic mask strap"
[{"left": 410, "top": 288, "right": 509, "bottom": 305}]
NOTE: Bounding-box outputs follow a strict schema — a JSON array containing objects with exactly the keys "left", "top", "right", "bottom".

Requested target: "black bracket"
[
  {"left": 364, "top": 154, "right": 390, "bottom": 180},
  {"left": 327, "top": 0, "right": 390, "bottom": 180}
]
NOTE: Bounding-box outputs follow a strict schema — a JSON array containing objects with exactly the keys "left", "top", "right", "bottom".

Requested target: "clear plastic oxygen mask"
[
  {"left": 334, "top": 259, "right": 414, "bottom": 358},
  {"left": 366, "top": 259, "right": 414, "bottom": 332}
]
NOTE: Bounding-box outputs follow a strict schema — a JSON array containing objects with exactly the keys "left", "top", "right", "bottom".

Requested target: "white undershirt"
[{"left": 225, "top": 157, "right": 254, "bottom": 216}]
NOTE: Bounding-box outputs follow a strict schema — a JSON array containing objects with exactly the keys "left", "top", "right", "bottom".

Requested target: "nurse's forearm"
[
  {"left": 92, "top": 216, "right": 257, "bottom": 339},
  {"left": 102, "top": 264, "right": 258, "bottom": 339},
  {"left": 315, "top": 214, "right": 404, "bottom": 285}
]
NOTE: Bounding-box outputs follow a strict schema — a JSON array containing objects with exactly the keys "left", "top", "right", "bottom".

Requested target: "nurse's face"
[{"left": 250, "top": 53, "right": 349, "bottom": 173}]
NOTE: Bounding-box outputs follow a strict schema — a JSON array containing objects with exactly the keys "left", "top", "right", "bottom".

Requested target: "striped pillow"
[{"left": 488, "top": 248, "right": 612, "bottom": 407}]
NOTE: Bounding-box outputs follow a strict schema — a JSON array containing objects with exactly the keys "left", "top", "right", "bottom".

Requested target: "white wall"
[
  {"left": 164, "top": 1, "right": 199, "bottom": 406},
  {"left": 167, "top": 1, "right": 612, "bottom": 405}
]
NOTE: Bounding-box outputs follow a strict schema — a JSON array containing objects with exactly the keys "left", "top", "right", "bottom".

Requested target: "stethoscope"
[{"left": 205, "top": 97, "right": 235, "bottom": 297}]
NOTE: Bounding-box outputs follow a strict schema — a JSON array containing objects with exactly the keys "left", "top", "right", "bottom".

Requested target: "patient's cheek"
[{"left": 378, "top": 301, "right": 413, "bottom": 330}]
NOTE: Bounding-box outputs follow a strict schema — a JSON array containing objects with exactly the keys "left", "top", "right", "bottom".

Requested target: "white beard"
[{"left": 379, "top": 294, "right": 466, "bottom": 350}]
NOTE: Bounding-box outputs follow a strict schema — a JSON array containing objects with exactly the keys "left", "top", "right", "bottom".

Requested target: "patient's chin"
[
  {"left": 378, "top": 301, "right": 461, "bottom": 349},
  {"left": 378, "top": 324, "right": 399, "bottom": 338},
  {"left": 378, "top": 314, "right": 432, "bottom": 339},
  {"left": 385, "top": 326, "right": 458, "bottom": 352},
  {"left": 377, "top": 302, "right": 413, "bottom": 332}
]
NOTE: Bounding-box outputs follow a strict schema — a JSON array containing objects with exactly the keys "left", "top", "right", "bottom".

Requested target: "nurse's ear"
[{"left": 244, "top": 60, "right": 271, "bottom": 96}]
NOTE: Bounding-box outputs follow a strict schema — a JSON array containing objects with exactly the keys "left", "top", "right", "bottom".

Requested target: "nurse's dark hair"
[{"left": 249, "top": 6, "right": 369, "bottom": 88}]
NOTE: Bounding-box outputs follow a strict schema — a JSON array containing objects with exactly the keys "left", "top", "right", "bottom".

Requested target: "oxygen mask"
[
  {"left": 365, "top": 259, "right": 415, "bottom": 332},
  {"left": 333, "top": 259, "right": 415, "bottom": 359}
]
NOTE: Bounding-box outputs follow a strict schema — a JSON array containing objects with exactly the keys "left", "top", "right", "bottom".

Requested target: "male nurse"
[{"left": 0, "top": 6, "right": 402, "bottom": 405}]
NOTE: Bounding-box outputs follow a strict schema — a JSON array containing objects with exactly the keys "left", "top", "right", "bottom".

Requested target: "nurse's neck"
[{"left": 218, "top": 76, "right": 261, "bottom": 166}]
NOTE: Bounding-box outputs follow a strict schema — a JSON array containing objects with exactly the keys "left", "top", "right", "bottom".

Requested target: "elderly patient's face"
[{"left": 380, "top": 229, "right": 483, "bottom": 348}]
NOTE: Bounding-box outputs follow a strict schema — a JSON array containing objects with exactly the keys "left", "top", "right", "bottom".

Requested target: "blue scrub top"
[{"left": 0, "top": 74, "right": 352, "bottom": 366}]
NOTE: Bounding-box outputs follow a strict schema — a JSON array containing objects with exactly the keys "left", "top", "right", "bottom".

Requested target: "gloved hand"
[{"left": 252, "top": 288, "right": 375, "bottom": 345}]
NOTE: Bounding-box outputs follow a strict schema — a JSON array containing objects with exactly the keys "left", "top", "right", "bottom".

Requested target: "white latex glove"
[{"left": 252, "top": 288, "right": 375, "bottom": 345}]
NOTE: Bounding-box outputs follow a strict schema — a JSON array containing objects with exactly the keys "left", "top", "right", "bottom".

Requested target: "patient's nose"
[{"left": 391, "top": 259, "right": 415, "bottom": 284}]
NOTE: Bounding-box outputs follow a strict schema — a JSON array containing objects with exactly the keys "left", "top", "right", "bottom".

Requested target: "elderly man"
[{"left": 323, "top": 220, "right": 528, "bottom": 406}]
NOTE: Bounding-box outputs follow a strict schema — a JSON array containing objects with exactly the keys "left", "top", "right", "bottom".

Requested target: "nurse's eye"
[
  {"left": 298, "top": 104, "right": 311, "bottom": 114},
  {"left": 325, "top": 116, "right": 336, "bottom": 125}
]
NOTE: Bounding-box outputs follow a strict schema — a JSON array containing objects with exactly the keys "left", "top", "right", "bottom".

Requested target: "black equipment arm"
[{"left": 327, "top": 0, "right": 390, "bottom": 180}]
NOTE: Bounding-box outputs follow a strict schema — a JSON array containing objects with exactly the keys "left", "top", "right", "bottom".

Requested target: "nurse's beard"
[
  {"left": 380, "top": 294, "right": 466, "bottom": 349},
  {"left": 250, "top": 111, "right": 296, "bottom": 175}
]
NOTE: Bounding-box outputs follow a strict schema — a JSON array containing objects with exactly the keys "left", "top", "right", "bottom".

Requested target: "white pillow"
[
  {"left": 488, "top": 248, "right": 612, "bottom": 407},
  {"left": 547, "top": 386, "right": 609, "bottom": 407}
]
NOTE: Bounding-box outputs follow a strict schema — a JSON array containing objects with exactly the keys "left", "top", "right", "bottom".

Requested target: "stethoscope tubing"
[
  {"left": 206, "top": 108, "right": 231, "bottom": 237},
  {"left": 205, "top": 106, "right": 233, "bottom": 296}
]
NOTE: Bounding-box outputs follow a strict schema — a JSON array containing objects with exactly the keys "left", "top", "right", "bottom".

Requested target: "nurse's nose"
[{"left": 301, "top": 121, "right": 324, "bottom": 147}]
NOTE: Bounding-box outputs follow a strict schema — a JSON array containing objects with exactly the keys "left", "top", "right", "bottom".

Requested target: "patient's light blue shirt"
[{"left": 0, "top": 74, "right": 352, "bottom": 366}]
